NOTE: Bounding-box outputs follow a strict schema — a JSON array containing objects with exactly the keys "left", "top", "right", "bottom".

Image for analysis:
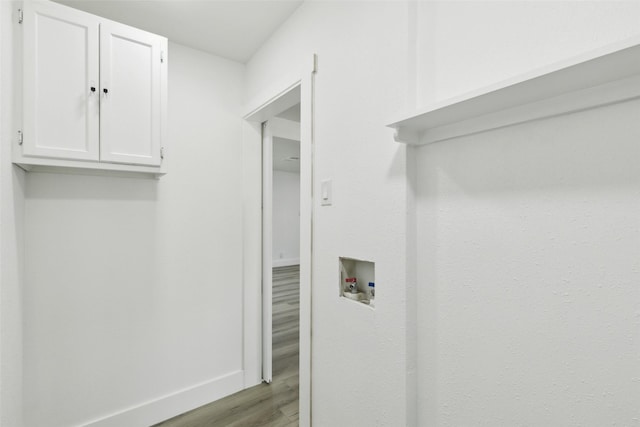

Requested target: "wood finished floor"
[{"left": 154, "top": 265, "right": 300, "bottom": 427}]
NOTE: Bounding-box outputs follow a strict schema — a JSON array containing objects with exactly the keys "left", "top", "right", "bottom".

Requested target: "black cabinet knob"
[
  {"left": 90, "top": 86, "right": 96, "bottom": 92},
  {"left": 103, "top": 88, "right": 109, "bottom": 94}
]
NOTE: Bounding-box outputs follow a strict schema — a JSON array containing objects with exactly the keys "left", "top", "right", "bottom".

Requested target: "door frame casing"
[
  {"left": 260, "top": 120, "right": 273, "bottom": 384},
  {"left": 242, "top": 55, "right": 315, "bottom": 427},
  {"left": 262, "top": 116, "right": 302, "bottom": 384}
]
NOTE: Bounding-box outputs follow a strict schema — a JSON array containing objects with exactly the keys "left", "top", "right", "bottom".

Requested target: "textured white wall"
[
  {"left": 417, "top": 1, "right": 640, "bottom": 105},
  {"left": 416, "top": 98, "right": 640, "bottom": 427},
  {"left": 0, "top": 2, "right": 26, "bottom": 426},
  {"left": 246, "top": 2, "right": 412, "bottom": 425},
  {"left": 415, "top": 2, "right": 640, "bottom": 425},
  {"left": 273, "top": 170, "right": 300, "bottom": 267},
  {"left": 22, "top": 43, "right": 245, "bottom": 427}
]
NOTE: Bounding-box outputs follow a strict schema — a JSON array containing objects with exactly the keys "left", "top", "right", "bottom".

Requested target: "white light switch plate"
[{"left": 321, "top": 179, "right": 332, "bottom": 206}]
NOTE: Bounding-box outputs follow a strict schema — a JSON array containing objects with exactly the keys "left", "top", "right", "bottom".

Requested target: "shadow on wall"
[
  {"left": 24, "top": 171, "right": 159, "bottom": 201},
  {"left": 418, "top": 99, "right": 640, "bottom": 196}
]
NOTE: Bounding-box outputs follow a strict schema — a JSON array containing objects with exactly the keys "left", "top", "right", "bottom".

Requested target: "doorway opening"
[
  {"left": 242, "top": 63, "right": 315, "bottom": 426},
  {"left": 263, "top": 114, "right": 301, "bottom": 386}
]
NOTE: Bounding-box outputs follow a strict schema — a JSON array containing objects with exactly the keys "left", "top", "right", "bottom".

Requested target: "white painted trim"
[
  {"left": 82, "top": 371, "right": 244, "bottom": 427},
  {"left": 270, "top": 116, "right": 301, "bottom": 141},
  {"left": 273, "top": 258, "right": 300, "bottom": 268},
  {"left": 245, "top": 84, "right": 301, "bottom": 124},
  {"left": 12, "top": 159, "right": 166, "bottom": 178},
  {"left": 261, "top": 121, "right": 273, "bottom": 384},
  {"left": 241, "top": 120, "right": 263, "bottom": 389},
  {"left": 298, "top": 69, "right": 313, "bottom": 427},
  {"left": 0, "top": 2, "right": 5, "bottom": 424},
  {"left": 388, "top": 35, "right": 640, "bottom": 145},
  {"left": 242, "top": 53, "right": 315, "bottom": 427}
]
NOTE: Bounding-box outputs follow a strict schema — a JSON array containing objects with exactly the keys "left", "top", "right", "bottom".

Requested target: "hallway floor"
[{"left": 154, "top": 265, "right": 300, "bottom": 427}]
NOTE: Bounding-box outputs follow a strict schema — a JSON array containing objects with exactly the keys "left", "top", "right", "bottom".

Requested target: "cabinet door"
[
  {"left": 23, "top": 1, "right": 100, "bottom": 161},
  {"left": 100, "top": 21, "right": 163, "bottom": 166}
]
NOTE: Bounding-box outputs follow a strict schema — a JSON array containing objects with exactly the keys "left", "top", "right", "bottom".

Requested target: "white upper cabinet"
[
  {"left": 17, "top": 1, "right": 168, "bottom": 176},
  {"left": 100, "top": 21, "right": 163, "bottom": 166},
  {"left": 23, "top": 1, "right": 100, "bottom": 161}
]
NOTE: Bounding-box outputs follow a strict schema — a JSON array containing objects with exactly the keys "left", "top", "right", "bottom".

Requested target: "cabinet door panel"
[
  {"left": 100, "top": 21, "right": 162, "bottom": 166},
  {"left": 23, "top": 2, "right": 99, "bottom": 160}
]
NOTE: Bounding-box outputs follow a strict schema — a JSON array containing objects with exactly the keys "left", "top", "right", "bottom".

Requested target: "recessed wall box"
[{"left": 339, "top": 257, "right": 375, "bottom": 308}]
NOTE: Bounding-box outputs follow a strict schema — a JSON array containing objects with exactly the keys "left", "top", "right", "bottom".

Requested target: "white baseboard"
[
  {"left": 272, "top": 258, "right": 300, "bottom": 268},
  {"left": 82, "top": 370, "right": 244, "bottom": 427}
]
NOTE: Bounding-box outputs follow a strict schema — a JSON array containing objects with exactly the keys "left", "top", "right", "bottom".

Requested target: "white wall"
[
  {"left": 247, "top": 1, "right": 640, "bottom": 426},
  {"left": 246, "top": 2, "right": 413, "bottom": 425},
  {"left": 416, "top": 1, "right": 640, "bottom": 105},
  {"left": 415, "top": 2, "right": 640, "bottom": 425},
  {"left": 0, "top": 2, "right": 26, "bottom": 426},
  {"left": 8, "top": 1, "right": 640, "bottom": 426},
  {"left": 416, "top": 99, "right": 640, "bottom": 427},
  {"left": 272, "top": 170, "right": 300, "bottom": 267},
  {"left": 22, "top": 42, "right": 246, "bottom": 427}
]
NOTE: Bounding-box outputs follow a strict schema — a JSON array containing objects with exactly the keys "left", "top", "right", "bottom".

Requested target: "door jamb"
[{"left": 241, "top": 55, "right": 316, "bottom": 427}]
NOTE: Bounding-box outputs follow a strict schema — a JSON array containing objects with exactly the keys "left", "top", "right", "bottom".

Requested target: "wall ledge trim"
[
  {"left": 81, "top": 370, "right": 244, "bottom": 427},
  {"left": 388, "top": 35, "right": 640, "bottom": 145}
]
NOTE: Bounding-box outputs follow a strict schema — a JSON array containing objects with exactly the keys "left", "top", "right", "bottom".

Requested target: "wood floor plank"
[{"left": 154, "top": 266, "right": 300, "bottom": 427}]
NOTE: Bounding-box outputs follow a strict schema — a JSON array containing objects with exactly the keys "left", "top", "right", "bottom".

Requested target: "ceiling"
[
  {"left": 273, "top": 104, "right": 301, "bottom": 172},
  {"left": 276, "top": 104, "right": 301, "bottom": 122},
  {"left": 54, "top": 0, "right": 304, "bottom": 63},
  {"left": 273, "top": 137, "right": 300, "bottom": 173}
]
